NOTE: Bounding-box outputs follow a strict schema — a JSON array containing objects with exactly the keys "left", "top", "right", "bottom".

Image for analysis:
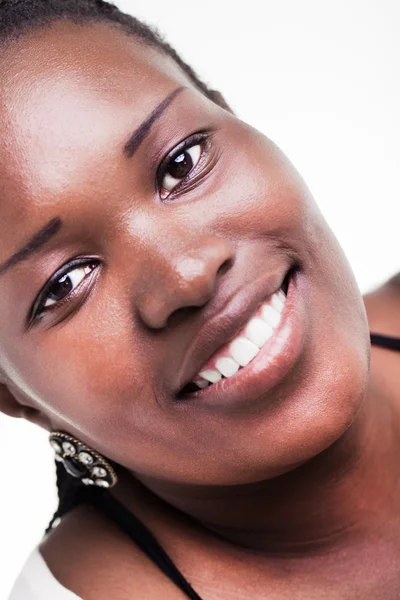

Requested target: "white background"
[{"left": 1, "top": 0, "right": 399, "bottom": 597}]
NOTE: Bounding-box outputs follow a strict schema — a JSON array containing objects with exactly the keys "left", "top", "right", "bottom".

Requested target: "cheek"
[
  {"left": 225, "top": 125, "right": 371, "bottom": 396},
  {"left": 14, "top": 305, "right": 160, "bottom": 457},
  {"left": 209, "top": 126, "right": 313, "bottom": 253}
]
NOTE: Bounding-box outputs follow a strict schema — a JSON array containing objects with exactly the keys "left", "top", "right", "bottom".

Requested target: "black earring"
[{"left": 49, "top": 431, "right": 118, "bottom": 488}]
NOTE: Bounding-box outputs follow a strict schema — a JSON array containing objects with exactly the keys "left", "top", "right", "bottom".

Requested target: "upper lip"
[{"left": 175, "top": 266, "right": 291, "bottom": 395}]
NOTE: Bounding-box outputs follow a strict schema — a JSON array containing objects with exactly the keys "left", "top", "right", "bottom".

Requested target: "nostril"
[
  {"left": 217, "top": 257, "right": 234, "bottom": 277},
  {"left": 166, "top": 305, "right": 200, "bottom": 329}
]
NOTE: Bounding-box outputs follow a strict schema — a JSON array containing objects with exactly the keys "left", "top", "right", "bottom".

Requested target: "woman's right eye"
[{"left": 33, "top": 261, "right": 98, "bottom": 319}]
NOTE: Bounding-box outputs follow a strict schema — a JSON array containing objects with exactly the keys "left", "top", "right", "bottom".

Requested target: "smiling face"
[{"left": 0, "top": 21, "right": 370, "bottom": 487}]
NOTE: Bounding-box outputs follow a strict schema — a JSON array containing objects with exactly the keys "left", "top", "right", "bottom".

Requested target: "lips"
[
  {"left": 176, "top": 267, "right": 304, "bottom": 409},
  {"left": 176, "top": 266, "right": 296, "bottom": 399},
  {"left": 190, "top": 287, "right": 287, "bottom": 390}
]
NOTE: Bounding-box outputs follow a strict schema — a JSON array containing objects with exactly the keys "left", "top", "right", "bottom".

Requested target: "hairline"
[{"left": 0, "top": 15, "right": 214, "bottom": 100}]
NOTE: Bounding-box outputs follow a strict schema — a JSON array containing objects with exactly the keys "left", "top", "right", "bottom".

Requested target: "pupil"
[
  {"left": 168, "top": 151, "right": 193, "bottom": 179},
  {"left": 50, "top": 277, "right": 72, "bottom": 301}
]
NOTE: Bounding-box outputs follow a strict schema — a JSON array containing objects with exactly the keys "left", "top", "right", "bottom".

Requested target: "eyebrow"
[
  {"left": 0, "top": 217, "right": 63, "bottom": 278},
  {"left": 124, "top": 85, "right": 185, "bottom": 158},
  {"left": 0, "top": 88, "right": 185, "bottom": 277}
]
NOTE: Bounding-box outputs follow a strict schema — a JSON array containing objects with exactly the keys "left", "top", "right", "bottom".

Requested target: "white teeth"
[
  {"left": 261, "top": 304, "right": 281, "bottom": 328},
  {"left": 194, "top": 379, "right": 209, "bottom": 388},
  {"left": 215, "top": 356, "right": 240, "bottom": 377},
  {"left": 271, "top": 293, "right": 285, "bottom": 313},
  {"left": 229, "top": 337, "right": 260, "bottom": 367},
  {"left": 199, "top": 369, "right": 222, "bottom": 383},
  {"left": 244, "top": 317, "right": 274, "bottom": 348},
  {"left": 191, "top": 286, "right": 288, "bottom": 389}
]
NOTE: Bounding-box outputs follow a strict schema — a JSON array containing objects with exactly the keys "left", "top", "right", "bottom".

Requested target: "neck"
[{"left": 113, "top": 377, "right": 400, "bottom": 556}]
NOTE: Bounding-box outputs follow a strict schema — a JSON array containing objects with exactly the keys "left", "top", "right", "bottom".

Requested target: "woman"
[{"left": 1, "top": 1, "right": 399, "bottom": 598}]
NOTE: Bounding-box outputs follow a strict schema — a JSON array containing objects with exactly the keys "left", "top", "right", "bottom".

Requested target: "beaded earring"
[{"left": 49, "top": 431, "right": 118, "bottom": 488}]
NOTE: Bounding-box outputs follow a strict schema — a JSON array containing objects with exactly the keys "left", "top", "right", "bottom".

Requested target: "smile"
[
  {"left": 178, "top": 268, "right": 305, "bottom": 408},
  {"left": 191, "top": 288, "right": 287, "bottom": 389}
]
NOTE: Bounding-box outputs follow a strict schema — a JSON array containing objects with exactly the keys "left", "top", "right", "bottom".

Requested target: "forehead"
[
  {"left": 0, "top": 19, "right": 190, "bottom": 117},
  {"left": 0, "top": 20, "right": 193, "bottom": 247}
]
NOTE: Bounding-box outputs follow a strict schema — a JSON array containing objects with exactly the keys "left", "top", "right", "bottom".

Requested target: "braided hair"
[{"left": 0, "top": 0, "right": 219, "bottom": 533}]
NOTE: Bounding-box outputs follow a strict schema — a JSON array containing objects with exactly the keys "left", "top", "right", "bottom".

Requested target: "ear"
[
  {"left": 0, "top": 380, "right": 52, "bottom": 430},
  {"left": 208, "top": 90, "right": 235, "bottom": 114}
]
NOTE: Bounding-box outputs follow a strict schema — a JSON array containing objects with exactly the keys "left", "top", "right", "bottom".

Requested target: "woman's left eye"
[{"left": 158, "top": 138, "right": 205, "bottom": 200}]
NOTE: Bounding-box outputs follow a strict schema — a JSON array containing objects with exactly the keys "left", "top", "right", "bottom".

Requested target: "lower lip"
[{"left": 177, "top": 269, "right": 306, "bottom": 411}]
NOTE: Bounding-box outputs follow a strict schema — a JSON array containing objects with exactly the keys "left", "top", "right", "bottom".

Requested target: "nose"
[{"left": 137, "top": 235, "right": 234, "bottom": 329}]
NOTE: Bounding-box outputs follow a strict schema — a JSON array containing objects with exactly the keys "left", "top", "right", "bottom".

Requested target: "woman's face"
[{"left": 0, "top": 21, "right": 370, "bottom": 486}]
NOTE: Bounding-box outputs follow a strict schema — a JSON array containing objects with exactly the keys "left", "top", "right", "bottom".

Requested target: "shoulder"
[
  {"left": 8, "top": 546, "right": 81, "bottom": 599},
  {"left": 363, "top": 273, "right": 400, "bottom": 402},
  {"left": 363, "top": 273, "right": 400, "bottom": 338},
  {"left": 39, "top": 504, "right": 186, "bottom": 600}
]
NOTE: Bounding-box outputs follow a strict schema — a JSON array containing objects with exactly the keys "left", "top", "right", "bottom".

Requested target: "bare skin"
[
  {"left": 41, "top": 279, "right": 400, "bottom": 600},
  {"left": 0, "top": 20, "right": 399, "bottom": 599}
]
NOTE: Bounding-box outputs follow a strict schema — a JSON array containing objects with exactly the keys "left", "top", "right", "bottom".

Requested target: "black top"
[{"left": 92, "top": 332, "right": 400, "bottom": 600}]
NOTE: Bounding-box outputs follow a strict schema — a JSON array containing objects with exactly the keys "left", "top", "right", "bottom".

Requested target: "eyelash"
[
  {"left": 156, "top": 132, "right": 210, "bottom": 199},
  {"left": 31, "top": 258, "right": 99, "bottom": 322},
  {"left": 30, "top": 132, "right": 212, "bottom": 323}
]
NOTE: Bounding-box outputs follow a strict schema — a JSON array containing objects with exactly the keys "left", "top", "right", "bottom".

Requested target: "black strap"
[
  {"left": 370, "top": 333, "right": 400, "bottom": 351},
  {"left": 92, "top": 492, "right": 203, "bottom": 600}
]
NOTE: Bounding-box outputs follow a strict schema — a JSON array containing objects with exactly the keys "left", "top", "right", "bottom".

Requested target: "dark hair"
[
  {"left": 0, "top": 0, "right": 215, "bottom": 99},
  {"left": 0, "top": 0, "right": 217, "bottom": 532}
]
